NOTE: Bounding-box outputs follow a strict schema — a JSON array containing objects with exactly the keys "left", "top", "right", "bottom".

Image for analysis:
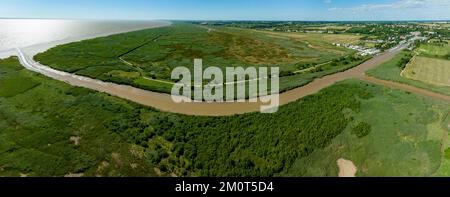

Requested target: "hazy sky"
[{"left": 1, "top": 0, "right": 450, "bottom": 21}]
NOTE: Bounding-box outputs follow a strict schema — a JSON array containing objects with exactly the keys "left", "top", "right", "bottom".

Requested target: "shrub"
[
  {"left": 351, "top": 122, "right": 372, "bottom": 138},
  {"left": 445, "top": 148, "right": 450, "bottom": 160}
]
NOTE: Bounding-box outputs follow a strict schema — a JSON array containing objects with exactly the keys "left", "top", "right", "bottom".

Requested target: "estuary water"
[{"left": 0, "top": 19, "right": 169, "bottom": 57}]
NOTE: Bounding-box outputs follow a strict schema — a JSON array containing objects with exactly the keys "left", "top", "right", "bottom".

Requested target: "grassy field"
[
  {"left": 259, "top": 30, "right": 361, "bottom": 45},
  {"left": 35, "top": 23, "right": 362, "bottom": 94},
  {"left": 0, "top": 58, "right": 41, "bottom": 98},
  {"left": 402, "top": 56, "right": 450, "bottom": 87},
  {"left": 416, "top": 41, "right": 450, "bottom": 59},
  {"left": 367, "top": 51, "right": 450, "bottom": 96}
]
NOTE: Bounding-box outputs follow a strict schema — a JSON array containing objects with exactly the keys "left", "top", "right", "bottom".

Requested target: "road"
[{"left": 15, "top": 41, "right": 450, "bottom": 116}]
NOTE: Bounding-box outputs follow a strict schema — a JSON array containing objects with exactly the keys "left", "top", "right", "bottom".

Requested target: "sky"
[{"left": 1, "top": 0, "right": 450, "bottom": 21}]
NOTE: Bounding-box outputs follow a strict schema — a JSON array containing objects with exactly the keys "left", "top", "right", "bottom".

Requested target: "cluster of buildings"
[
  {"left": 333, "top": 43, "right": 381, "bottom": 56},
  {"left": 333, "top": 31, "right": 432, "bottom": 56}
]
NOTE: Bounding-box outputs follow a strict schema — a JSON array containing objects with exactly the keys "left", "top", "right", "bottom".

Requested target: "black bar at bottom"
[{"left": 0, "top": 178, "right": 449, "bottom": 195}]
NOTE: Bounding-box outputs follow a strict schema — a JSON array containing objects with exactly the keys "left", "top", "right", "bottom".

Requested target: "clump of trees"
[
  {"left": 397, "top": 53, "right": 413, "bottom": 69},
  {"left": 351, "top": 122, "right": 372, "bottom": 138},
  {"left": 332, "top": 56, "right": 363, "bottom": 67},
  {"left": 445, "top": 148, "right": 450, "bottom": 160},
  {"left": 296, "top": 63, "right": 313, "bottom": 70}
]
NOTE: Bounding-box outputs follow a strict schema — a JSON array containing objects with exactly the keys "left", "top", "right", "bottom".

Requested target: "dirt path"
[
  {"left": 360, "top": 76, "right": 450, "bottom": 103},
  {"left": 337, "top": 159, "right": 357, "bottom": 177},
  {"left": 117, "top": 35, "right": 162, "bottom": 58},
  {"left": 14, "top": 39, "right": 449, "bottom": 116}
]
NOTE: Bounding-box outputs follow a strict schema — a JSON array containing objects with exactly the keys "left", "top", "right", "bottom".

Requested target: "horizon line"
[{"left": 1, "top": 17, "right": 450, "bottom": 22}]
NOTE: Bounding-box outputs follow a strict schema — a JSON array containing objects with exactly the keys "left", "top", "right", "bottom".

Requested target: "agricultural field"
[
  {"left": 416, "top": 41, "right": 450, "bottom": 59},
  {"left": 35, "top": 23, "right": 363, "bottom": 94},
  {"left": 367, "top": 51, "right": 450, "bottom": 96},
  {"left": 1, "top": 57, "right": 449, "bottom": 177},
  {"left": 398, "top": 41, "right": 450, "bottom": 90},
  {"left": 402, "top": 56, "right": 450, "bottom": 87},
  {"left": 369, "top": 41, "right": 450, "bottom": 94}
]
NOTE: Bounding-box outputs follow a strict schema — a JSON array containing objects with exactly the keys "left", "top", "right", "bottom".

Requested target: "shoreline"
[{"left": 0, "top": 20, "right": 171, "bottom": 58}]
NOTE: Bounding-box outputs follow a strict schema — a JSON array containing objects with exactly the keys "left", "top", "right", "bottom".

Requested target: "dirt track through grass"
[{"left": 361, "top": 76, "right": 450, "bottom": 103}]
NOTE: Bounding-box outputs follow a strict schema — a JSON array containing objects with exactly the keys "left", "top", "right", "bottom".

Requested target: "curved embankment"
[{"left": 15, "top": 41, "right": 450, "bottom": 116}]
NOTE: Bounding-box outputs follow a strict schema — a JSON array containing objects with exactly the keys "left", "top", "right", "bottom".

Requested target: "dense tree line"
[
  {"left": 397, "top": 52, "right": 413, "bottom": 69},
  {"left": 107, "top": 82, "right": 374, "bottom": 176}
]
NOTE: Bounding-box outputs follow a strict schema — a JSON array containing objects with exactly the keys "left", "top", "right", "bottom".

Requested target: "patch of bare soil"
[
  {"left": 154, "top": 168, "right": 163, "bottom": 176},
  {"left": 70, "top": 136, "right": 81, "bottom": 146},
  {"left": 112, "top": 153, "right": 123, "bottom": 167},
  {"left": 64, "top": 173, "right": 84, "bottom": 177},
  {"left": 337, "top": 158, "right": 357, "bottom": 177},
  {"left": 96, "top": 161, "right": 110, "bottom": 176},
  {"left": 130, "top": 163, "right": 138, "bottom": 169}
]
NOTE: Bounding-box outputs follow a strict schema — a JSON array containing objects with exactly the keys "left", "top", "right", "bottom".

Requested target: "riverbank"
[{"left": 15, "top": 43, "right": 418, "bottom": 116}]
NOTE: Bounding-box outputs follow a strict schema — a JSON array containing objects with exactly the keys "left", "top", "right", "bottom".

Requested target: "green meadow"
[
  {"left": 416, "top": 41, "right": 450, "bottom": 59},
  {"left": 35, "top": 23, "right": 363, "bottom": 94}
]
